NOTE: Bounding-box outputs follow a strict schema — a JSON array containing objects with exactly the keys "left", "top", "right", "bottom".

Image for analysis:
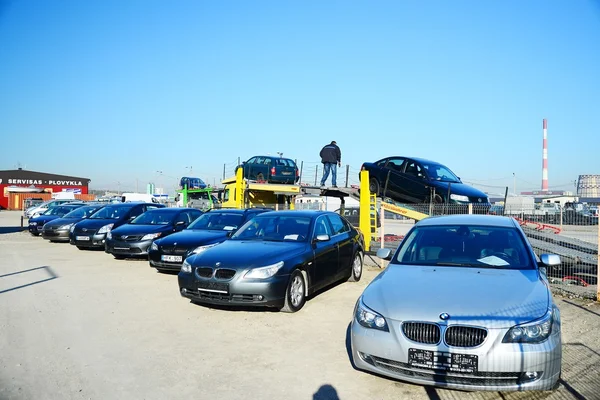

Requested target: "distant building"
[
  {"left": 577, "top": 174, "right": 600, "bottom": 197},
  {"left": 0, "top": 168, "right": 90, "bottom": 209}
]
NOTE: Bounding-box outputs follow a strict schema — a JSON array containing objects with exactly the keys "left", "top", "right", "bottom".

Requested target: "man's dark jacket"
[{"left": 320, "top": 144, "right": 341, "bottom": 164}]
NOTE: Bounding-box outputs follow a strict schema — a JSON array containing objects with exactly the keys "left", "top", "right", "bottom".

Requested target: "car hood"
[
  {"left": 157, "top": 229, "right": 229, "bottom": 248},
  {"left": 362, "top": 265, "right": 549, "bottom": 328},
  {"left": 44, "top": 217, "right": 81, "bottom": 228},
  {"left": 111, "top": 224, "right": 170, "bottom": 236},
  {"left": 76, "top": 218, "right": 121, "bottom": 230},
  {"left": 431, "top": 181, "right": 488, "bottom": 199},
  {"left": 187, "top": 240, "right": 307, "bottom": 270},
  {"left": 31, "top": 215, "right": 61, "bottom": 224}
]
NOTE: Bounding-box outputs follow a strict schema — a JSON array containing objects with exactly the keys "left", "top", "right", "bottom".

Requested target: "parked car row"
[{"left": 27, "top": 201, "right": 565, "bottom": 392}]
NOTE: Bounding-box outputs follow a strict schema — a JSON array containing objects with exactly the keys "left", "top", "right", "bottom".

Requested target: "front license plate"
[
  {"left": 161, "top": 255, "right": 183, "bottom": 262},
  {"left": 408, "top": 348, "right": 478, "bottom": 373},
  {"left": 37, "top": 226, "right": 43, "bottom": 231},
  {"left": 76, "top": 236, "right": 90, "bottom": 241},
  {"left": 198, "top": 281, "right": 229, "bottom": 294}
]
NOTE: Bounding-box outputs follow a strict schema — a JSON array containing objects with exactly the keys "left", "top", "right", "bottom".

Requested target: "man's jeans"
[{"left": 320, "top": 162, "right": 337, "bottom": 186}]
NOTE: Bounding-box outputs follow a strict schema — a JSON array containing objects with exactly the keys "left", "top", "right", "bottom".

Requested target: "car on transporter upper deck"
[
  {"left": 360, "top": 156, "right": 490, "bottom": 208},
  {"left": 236, "top": 155, "right": 300, "bottom": 184}
]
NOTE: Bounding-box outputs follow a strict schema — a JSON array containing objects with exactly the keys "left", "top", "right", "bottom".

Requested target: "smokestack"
[{"left": 542, "top": 118, "right": 548, "bottom": 191}]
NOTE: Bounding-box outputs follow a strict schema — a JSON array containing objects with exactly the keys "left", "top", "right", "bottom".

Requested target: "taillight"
[
  {"left": 271, "top": 167, "right": 276, "bottom": 175},
  {"left": 296, "top": 169, "right": 299, "bottom": 176}
]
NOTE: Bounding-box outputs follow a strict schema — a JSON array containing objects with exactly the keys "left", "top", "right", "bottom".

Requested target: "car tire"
[
  {"left": 426, "top": 193, "right": 443, "bottom": 204},
  {"left": 369, "top": 178, "right": 380, "bottom": 196},
  {"left": 256, "top": 173, "right": 265, "bottom": 181},
  {"left": 281, "top": 270, "right": 306, "bottom": 313},
  {"left": 348, "top": 251, "right": 363, "bottom": 282}
]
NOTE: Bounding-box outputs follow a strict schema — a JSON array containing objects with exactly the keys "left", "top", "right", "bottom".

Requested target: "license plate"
[
  {"left": 408, "top": 348, "right": 478, "bottom": 373},
  {"left": 76, "top": 236, "right": 90, "bottom": 241},
  {"left": 198, "top": 281, "right": 229, "bottom": 294},
  {"left": 281, "top": 171, "right": 292, "bottom": 175},
  {"left": 161, "top": 255, "right": 183, "bottom": 262},
  {"left": 114, "top": 247, "right": 130, "bottom": 251},
  {"left": 37, "top": 226, "right": 43, "bottom": 230}
]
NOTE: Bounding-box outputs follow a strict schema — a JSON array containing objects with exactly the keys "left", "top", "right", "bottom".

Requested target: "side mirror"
[
  {"left": 314, "top": 234, "right": 330, "bottom": 242},
  {"left": 129, "top": 216, "right": 136, "bottom": 221},
  {"left": 376, "top": 248, "right": 392, "bottom": 261},
  {"left": 539, "top": 254, "right": 561, "bottom": 267},
  {"left": 175, "top": 220, "right": 186, "bottom": 226}
]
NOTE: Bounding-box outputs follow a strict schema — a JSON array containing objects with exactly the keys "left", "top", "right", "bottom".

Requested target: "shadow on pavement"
[
  {"left": 313, "top": 384, "right": 340, "bottom": 400},
  {"left": 0, "top": 266, "right": 59, "bottom": 294},
  {"left": 0, "top": 226, "right": 26, "bottom": 234}
]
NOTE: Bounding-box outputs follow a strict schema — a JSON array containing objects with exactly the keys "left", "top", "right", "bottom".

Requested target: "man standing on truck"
[{"left": 319, "top": 140, "right": 341, "bottom": 188}]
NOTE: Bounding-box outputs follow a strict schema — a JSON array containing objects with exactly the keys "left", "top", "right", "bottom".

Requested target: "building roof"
[{"left": 0, "top": 169, "right": 90, "bottom": 184}]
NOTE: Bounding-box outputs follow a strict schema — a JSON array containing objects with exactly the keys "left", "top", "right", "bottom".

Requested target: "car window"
[
  {"left": 263, "top": 157, "right": 272, "bottom": 165},
  {"left": 314, "top": 215, "right": 333, "bottom": 237},
  {"left": 173, "top": 212, "right": 190, "bottom": 225},
  {"left": 129, "top": 206, "right": 144, "bottom": 219},
  {"left": 233, "top": 215, "right": 311, "bottom": 241},
  {"left": 188, "top": 212, "right": 244, "bottom": 231},
  {"left": 394, "top": 225, "right": 532, "bottom": 269},
  {"left": 247, "top": 157, "right": 257, "bottom": 164},
  {"left": 386, "top": 157, "right": 406, "bottom": 172},
  {"left": 404, "top": 161, "right": 425, "bottom": 179},
  {"left": 327, "top": 214, "right": 350, "bottom": 235},
  {"left": 188, "top": 210, "right": 202, "bottom": 223},
  {"left": 254, "top": 156, "right": 266, "bottom": 164}
]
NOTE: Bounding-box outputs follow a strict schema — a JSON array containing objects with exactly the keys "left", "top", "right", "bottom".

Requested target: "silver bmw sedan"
[{"left": 350, "top": 214, "right": 562, "bottom": 391}]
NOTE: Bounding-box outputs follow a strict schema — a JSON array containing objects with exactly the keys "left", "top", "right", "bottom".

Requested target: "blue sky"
[{"left": 1, "top": 0, "right": 599, "bottom": 195}]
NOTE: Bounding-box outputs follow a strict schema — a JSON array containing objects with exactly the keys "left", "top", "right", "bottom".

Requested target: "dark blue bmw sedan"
[{"left": 178, "top": 210, "right": 365, "bottom": 313}]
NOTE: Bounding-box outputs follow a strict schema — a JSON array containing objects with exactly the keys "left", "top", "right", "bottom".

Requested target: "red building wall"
[{"left": 1, "top": 184, "right": 90, "bottom": 210}]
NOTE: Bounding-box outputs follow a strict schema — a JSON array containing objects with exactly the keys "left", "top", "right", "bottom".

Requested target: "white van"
[{"left": 121, "top": 193, "right": 160, "bottom": 203}]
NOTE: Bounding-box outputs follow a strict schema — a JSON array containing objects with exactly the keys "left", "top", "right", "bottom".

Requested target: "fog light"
[
  {"left": 253, "top": 295, "right": 264, "bottom": 301},
  {"left": 521, "top": 371, "right": 542, "bottom": 382},
  {"left": 181, "top": 288, "right": 187, "bottom": 295}
]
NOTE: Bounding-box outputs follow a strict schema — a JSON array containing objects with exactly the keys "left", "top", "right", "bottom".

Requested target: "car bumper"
[
  {"left": 105, "top": 238, "right": 153, "bottom": 256},
  {"left": 148, "top": 249, "right": 189, "bottom": 271},
  {"left": 350, "top": 320, "right": 561, "bottom": 391},
  {"left": 71, "top": 232, "right": 108, "bottom": 248},
  {"left": 28, "top": 225, "right": 43, "bottom": 235},
  {"left": 178, "top": 272, "right": 289, "bottom": 308},
  {"left": 42, "top": 229, "right": 70, "bottom": 241}
]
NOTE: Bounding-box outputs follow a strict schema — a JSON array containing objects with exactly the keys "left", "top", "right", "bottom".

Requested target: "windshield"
[
  {"left": 43, "top": 206, "right": 77, "bottom": 216},
  {"left": 63, "top": 206, "right": 102, "bottom": 219},
  {"left": 422, "top": 163, "right": 460, "bottom": 182},
  {"left": 131, "top": 210, "right": 177, "bottom": 225},
  {"left": 232, "top": 215, "right": 311, "bottom": 242},
  {"left": 188, "top": 212, "right": 244, "bottom": 231},
  {"left": 394, "top": 225, "right": 532, "bottom": 269},
  {"left": 89, "top": 205, "right": 131, "bottom": 220}
]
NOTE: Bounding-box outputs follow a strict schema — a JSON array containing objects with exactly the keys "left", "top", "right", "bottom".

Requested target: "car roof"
[
  {"left": 378, "top": 156, "right": 444, "bottom": 166},
  {"left": 416, "top": 214, "right": 517, "bottom": 228},
  {"left": 144, "top": 207, "right": 198, "bottom": 213},
  {"left": 258, "top": 210, "right": 331, "bottom": 218},
  {"left": 250, "top": 155, "right": 295, "bottom": 162}
]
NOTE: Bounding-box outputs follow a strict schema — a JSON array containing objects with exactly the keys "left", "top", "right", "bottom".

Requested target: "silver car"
[{"left": 350, "top": 214, "right": 562, "bottom": 391}]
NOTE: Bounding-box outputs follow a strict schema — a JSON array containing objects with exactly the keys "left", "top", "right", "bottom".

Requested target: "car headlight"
[
  {"left": 181, "top": 259, "right": 192, "bottom": 274},
  {"left": 141, "top": 233, "right": 162, "bottom": 241},
  {"left": 503, "top": 307, "right": 559, "bottom": 344},
  {"left": 355, "top": 297, "right": 389, "bottom": 332},
  {"left": 243, "top": 261, "right": 284, "bottom": 279},
  {"left": 190, "top": 243, "right": 219, "bottom": 255},
  {"left": 59, "top": 223, "right": 74, "bottom": 230},
  {"left": 97, "top": 224, "right": 114, "bottom": 234},
  {"left": 150, "top": 241, "right": 158, "bottom": 251},
  {"left": 106, "top": 231, "right": 112, "bottom": 239},
  {"left": 70, "top": 224, "right": 76, "bottom": 233},
  {"left": 30, "top": 222, "right": 37, "bottom": 226},
  {"left": 450, "top": 194, "right": 470, "bottom": 203}
]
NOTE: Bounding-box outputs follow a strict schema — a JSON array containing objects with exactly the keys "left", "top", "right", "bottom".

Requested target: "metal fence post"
[
  {"left": 502, "top": 187, "right": 508, "bottom": 216},
  {"left": 560, "top": 207, "right": 563, "bottom": 230},
  {"left": 299, "top": 161, "right": 304, "bottom": 184},
  {"left": 597, "top": 221, "right": 600, "bottom": 302},
  {"left": 223, "top": 164, "right": 226, "bottom": 180},
  {"left": 380, "top": 205, "right": 385, "bottom": 268},
  {"left": 314, "top": 165, "right": 318, "bottom": 186},
  {"left": 345, "top": 165, "right": 350, "bottom": 188},
  {"left": 468, "top": 203, "right": 473, "bottom": 214}
]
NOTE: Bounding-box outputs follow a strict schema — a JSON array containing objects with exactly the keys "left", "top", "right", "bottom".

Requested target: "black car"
[
  {"left": 105, "top": 208, "right": 203, "bottom": 259},
  {"left": 237, "top": 155, "right": 299, "bottom": 184},
  {"left": 361, "top": 156, "right": 490, "bottom": 207},
  {"left": 42, "top": 203, "right": 106, "bottom": 242},
  {"left": 149, "top": 208, "right": 271, "bottom": 272},
  {"left": 178, "top": 210, "right": 365, "bottom": 313},
  {"left": 28, "top": 203, "right": 87, "bottom": 236},
  {"left": 70, "top": 202, "right": 165, "bottom": 249}
]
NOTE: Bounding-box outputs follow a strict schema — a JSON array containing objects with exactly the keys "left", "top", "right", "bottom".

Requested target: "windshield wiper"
[{"left": 434, "top": 262, "right": 479, "bottom": 267}]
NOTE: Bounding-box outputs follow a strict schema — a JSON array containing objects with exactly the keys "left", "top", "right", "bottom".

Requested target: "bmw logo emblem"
[
  {"left": 215, "top": 262, "right": 221, "bottom": 267},
  {"left": 440, "top": 313, "right": 450, "bottom": 320}
]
